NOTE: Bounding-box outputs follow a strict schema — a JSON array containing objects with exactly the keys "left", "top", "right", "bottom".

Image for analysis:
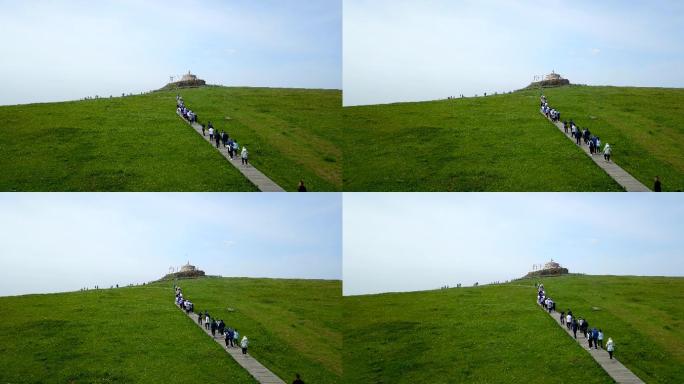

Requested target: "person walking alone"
[
  {"left": 240, "top": 336, "right": 249, "bottom": 355},
  {"left": 606, "top": 337, "right": 615, "bottom": 359},
  {"left": 604, "top": 143, "right": 612, "bottom": 162},
  {"left": 654, "top": 176, "right": 662, "bottom": 192},
  {"left": 241, "top": 146, "right": 249, "bottom": 165}
]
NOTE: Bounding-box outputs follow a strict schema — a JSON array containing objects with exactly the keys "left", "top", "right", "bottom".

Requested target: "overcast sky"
[
  {"left": 0, "top": 0, "right": 341, "bottom": 106},
  {"left": 343, "top": 193, "right": 684, "bottom": 296},
  {"left": 344, "top": 0, "right": 684, "bottom": 106},
  {"left": 0, "top": 193, "right": 341, "bottom": 297}
]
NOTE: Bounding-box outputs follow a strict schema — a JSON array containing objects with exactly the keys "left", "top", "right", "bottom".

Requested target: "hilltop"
[
  {"left": 0, "top": 86, "right": 341, "bottom": 191},
  {"left": 342, "top": 275, "right": 684, "bottom": 383},
  {"left": 0, "top": 277, "right": 341, "bottom": 384},
  {"left": 343, "top": 85, "right": 684, "bottom": 191}
]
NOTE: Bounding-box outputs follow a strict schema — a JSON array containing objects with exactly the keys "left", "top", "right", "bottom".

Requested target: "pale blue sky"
[
  {"left": 0, "top": 0, "right": 341, "bottom": 106},
  {"left": 344, "top": 193, "right": 684, "bottom": 295},
  {"left": 0, "top": 193, "right": 342, "bottom": 296},
  {"left": 344, "top": 0, "right": 684, "bottom": 105}
]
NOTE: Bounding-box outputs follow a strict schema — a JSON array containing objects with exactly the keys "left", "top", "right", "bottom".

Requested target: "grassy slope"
[
  {"left": 0, "top": 86, "right": 341, "bottom": 191},
  {"left": 0, "top": 284, "right": 256, "bottom": 383},
  {"left": 531, "top": 275, "right": 684, "bottom": 384},
  {"left": 177, "top": 277, "right": 341, "bottom": 384},
  {"left": 343, "top": 275, "right": 684, "bottom": 383},
  {"left": 542, "top": 86, "right": 684, "bottom": 191},
  {"left": 0, "top": 92, "right": 256, "bottom": 191},
  {"left": 180, "top": 87, "right": 342, "bottom": 191},
  {"left": 344, "top": 86, "right": 684, "bottom": 191},
  {"left": 343, "top": 284, "right": 611, "bottom": 383}
]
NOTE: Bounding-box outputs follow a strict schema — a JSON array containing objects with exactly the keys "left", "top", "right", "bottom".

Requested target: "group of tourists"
[
  {"left": 176, "top": 95, "right": 198, "bottom": 123},
  {"left": 175, "top": 95, "right": 250, "bottom": 165},
  {"left": 536, "top": 283, "right": 616, "bottom": 359},
  {"left": 174, "top": 285, "right": 249, "bottom": 355},
  {"left": 540, "top": 95, "right": 612, "bottom": 162}
]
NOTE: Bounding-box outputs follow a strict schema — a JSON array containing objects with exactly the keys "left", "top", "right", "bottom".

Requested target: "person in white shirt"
[
  {"left": 241, "top": 147, "right": 249, "bottom": 165},
  {"left": 604, "top": 143, "right": 612, "bottom": 162},
  {"left": 208, "top": 127, "right": 214, "bottom": 141},
  {"left": 241, "top": 336, "right": 249, "bottom": 355}
]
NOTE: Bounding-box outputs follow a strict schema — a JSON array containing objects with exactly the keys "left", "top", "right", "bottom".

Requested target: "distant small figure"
[
  {"left": 241, "top": 147, "right": 249, "bottom": 165},
  {"left": 560, "top": 311, "right": 565, "bottom": 325},
  {"left": 597, "top": 329, "right": 604, "bottom": 349},
  {"left": 215, "top": 132, "right": 221, "bottom": 148},
  {"left": 208, "top": 127, "right": 214, "bottom": 141},
  {"left": 654, "top": 176, "right": 662, "bottom": 192},
  {"left": 293, "top": 373, "right": 305, "bottom": 384},
  {"left": 298, "top": 180, "right": 307, "bottom": 192},
  {"left": 241, "top": 336, "right": 249, "bottom": 355},
  {"left": 606, "top": 337, "right": 615, "bottom": 359},
  {"left": 201, "top": 124, "right": 206, "bottom": 136}
]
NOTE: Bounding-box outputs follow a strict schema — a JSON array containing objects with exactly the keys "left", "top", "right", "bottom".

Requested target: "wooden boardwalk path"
[
  {"left": 178, "top": 114, "right": 285, "bottom": 192},
  {"left": 182, "top": 310, "right": 286, "bottom": 384},
  {"left": 542, "top": 307, "right": 645, "bottom": 383},
  {"left": 541, "top": 113, "right": 651, "bottom": 192}
]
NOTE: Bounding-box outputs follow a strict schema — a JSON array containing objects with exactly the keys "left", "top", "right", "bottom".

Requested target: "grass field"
[
  {"left": 531, "top": 275, "right": 684, "bottom": 384},
  {"left": 177, "top": 277, "right": 342, "bottom": 384},
  {"left": 542, "top": 86, "right": 684, "bottom": 191},
  {"left": 342, "top": 275, "right": 684, "bottom": 383},
  {"left": 0, "top": 86, "right": 341, "bottom": 191},
  {"left": 343, "top": 85, "right": 684, "bottom": 191},
  {"left": 0, "top": 277, "right": 340, "bottom": 384},
  {"left": 178, "top": 87, "right": 342, "bottom": 191}
]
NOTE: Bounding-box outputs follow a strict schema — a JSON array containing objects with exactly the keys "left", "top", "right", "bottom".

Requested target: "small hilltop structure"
[
  {"left": 524, "top": 259, "right": 569, "bottom": 278},
  {"left": 161, "top": 71, "right": 207, "bottom": 90},
  {"left": 526, "top": 71, "right": 570, "bottom": 89},
  {"left": 162, "top": 261, "right": 206, "bottom": 280}
]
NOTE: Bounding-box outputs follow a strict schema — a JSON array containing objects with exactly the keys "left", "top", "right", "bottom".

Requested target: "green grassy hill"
[
  {"left": 541, "top": 86, "right": 684, "bottom": 191},
  {"left": 343, "top": 85, "right": 684, "bottom": 191},
  {"left": 342, "top": 275, "right": 684, "bottom": 383},
  {"left": 0, "top": 277, "right": 341, "bottom": 384},
  {"left": 0, "top": 86, "right": 341, "bottom": 191}
]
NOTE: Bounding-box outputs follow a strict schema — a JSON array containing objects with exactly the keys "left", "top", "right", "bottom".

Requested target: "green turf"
[
  {"left": 342, "top": 275, "right": 684, "bottom": 383},
  {"left": 178, "top": 277, "right": 341, "bottom": 384},
  {"left": 178, "top": 87, "right": 342, "bottom": 191},
  {"left": 541, "top": 86, "right": 684, "bottom": 191},
  {"left": 0, "top": 86, "right": 341, "bottom": 191},
  {"left": 0, "top": 283, "right": 256, "bottom": 383},
  {"left": 343, "top": 85, "right": 684, "bottom": 191},
  {"left": 529, "top": 275, "right": 684, "bottom": 384},
  {"left": 0, "top": 277, "right": 340, "bottom": 384}
]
